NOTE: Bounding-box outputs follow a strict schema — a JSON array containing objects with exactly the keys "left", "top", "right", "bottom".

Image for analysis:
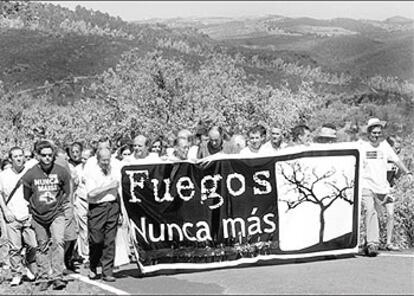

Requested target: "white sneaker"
[
  {"left": 26, "top": 267, "right": 35, "bottom": 281},
  {"left": 10, "top": 275, "right": 22, "bottom": 286},
  {"left": 385, "top": 244, "right": 400, "bottom": 251}
]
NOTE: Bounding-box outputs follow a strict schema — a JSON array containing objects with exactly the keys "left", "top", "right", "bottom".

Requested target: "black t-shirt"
[{"left": 22, "top": 163, "right": 71, "bottom": 224}]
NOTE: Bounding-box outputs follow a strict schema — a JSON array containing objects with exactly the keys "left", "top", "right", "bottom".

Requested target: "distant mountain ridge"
[
  {"left": 137, "top": 15, "right": 414, "bottom": 37},
  {"left": 0, "top": 0, "right": 412, "bottom": 97},
  {"left": 141, "top": 15, "right": 413, "bottom": 81},
  {"left": 385, "top": 16, "right": 414, "bottom": 24}
]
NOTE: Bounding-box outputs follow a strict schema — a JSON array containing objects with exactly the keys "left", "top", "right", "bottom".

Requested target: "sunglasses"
[{"left": 40, "top": 153, "right": 53, "bottom": 158}]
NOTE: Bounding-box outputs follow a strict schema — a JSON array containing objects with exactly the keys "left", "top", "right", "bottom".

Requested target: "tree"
[{"left": 277, "top": 161, "right": 354, "bottom": 245}]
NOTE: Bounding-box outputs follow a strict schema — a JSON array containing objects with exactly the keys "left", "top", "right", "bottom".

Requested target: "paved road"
[{"left": 76, "top": 251, "right": 414, "bottom": 295}]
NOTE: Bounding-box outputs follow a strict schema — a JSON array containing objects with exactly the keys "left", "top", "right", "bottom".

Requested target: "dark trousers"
[
  {"left": 64, "top": 239, "right": 76, "bottom": 269},
  {"left": 88, "top": 201, "right": 119, "bottom": 277}
]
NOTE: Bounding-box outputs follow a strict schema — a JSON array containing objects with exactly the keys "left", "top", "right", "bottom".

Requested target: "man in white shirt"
[
  {"left": 85, "top": 136, "right": 120, "bottom": 168},
  {"left": 260, "top": 126, "right": 288, "bottom": 154},
  {"left": 240, "top": 124, "right": 267, "bottom": 156},
  {"left": 84, "top": 148, "right": 120, "bottom": 282},
  {"left": 168, "top": 138, "right": 190, "bottom": 161},
  {"left": 290, "top": 124, "right": 313, "bottom": 147},
  {"left": 359, "top": 118, "right": 412, "bottom": 257},
  {"left": 0, "top": 147, "right": 37, "bottom": 286},
  {"left": 127, "top": 135, "right": 149, "bottom": 164}
]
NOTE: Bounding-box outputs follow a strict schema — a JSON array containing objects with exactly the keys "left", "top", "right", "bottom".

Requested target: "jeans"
[
  {"left": 31, "top": 215, "right": 66, "bottom": 280},
  {"left": 0, "top": 211, "right": 9, "bottom": 266},
  {"left": 361, "top": 188, "right": 384, "bottom": 246},
  {"left": 6, "top": 218, "right": 37, "bottom": 276}
]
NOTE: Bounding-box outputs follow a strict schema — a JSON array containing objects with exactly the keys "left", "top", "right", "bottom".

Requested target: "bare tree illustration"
[{"left": 277, "top": 161, "right": 354, "bottom": 245}]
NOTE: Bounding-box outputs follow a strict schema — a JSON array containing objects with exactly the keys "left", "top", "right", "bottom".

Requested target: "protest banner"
[{"left": 121, "top": 143, "right": 361, "bottom": 275}]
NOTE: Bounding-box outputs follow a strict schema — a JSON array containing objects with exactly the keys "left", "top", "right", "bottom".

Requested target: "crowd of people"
[{"left": 0, "top": 118, "right": 411, "bottom": 290}]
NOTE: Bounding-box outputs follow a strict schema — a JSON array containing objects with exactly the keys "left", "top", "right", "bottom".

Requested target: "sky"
[{"left": 48, "top": 1, "right": 414, "bottom": 22}]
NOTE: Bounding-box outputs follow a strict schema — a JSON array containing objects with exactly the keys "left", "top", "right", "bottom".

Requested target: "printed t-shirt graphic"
[
  {"left": 359, "top": 140, "right": 399, "bottom": 194},
  {"left": 22, "top": 163, "right": 71, "bottom": 224}
]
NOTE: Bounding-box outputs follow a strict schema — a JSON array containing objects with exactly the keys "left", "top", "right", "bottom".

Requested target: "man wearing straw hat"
[
  {"left": 359, "top": 118, "right": 412, "bottom": 257},
  {"left": 314, "top": 124, "right": 337, "bottom": 144}
]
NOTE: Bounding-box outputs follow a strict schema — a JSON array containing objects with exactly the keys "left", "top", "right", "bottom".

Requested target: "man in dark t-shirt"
[
  {"left": 22, "top": 140, "right": 71, "bottom": 291},
  {"left": 197, "top": 126, "right": 226, "bottom": 159}
]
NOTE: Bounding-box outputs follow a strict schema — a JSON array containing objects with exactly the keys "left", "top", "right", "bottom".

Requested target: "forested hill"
[
  {"left": 143, "top": 15, "right": 414, "bottom": 82},
  {"left": 2, "top": 1, "right": 413, "bottom": 94},
  {"left": 0, "top": 1, "right": 214, "bottom": 91},
  {"left": 0, "top": 1, "right": 413, "bottom": 149}
]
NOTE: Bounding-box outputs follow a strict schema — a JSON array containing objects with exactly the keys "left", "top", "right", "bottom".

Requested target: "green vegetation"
[{"left": 0, "top": 1, "right": 413, "bottom": 249}]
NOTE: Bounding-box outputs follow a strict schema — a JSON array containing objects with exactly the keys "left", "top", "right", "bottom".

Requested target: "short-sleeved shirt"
[
  {"left": 259, "top": 141, "right": 288, "bottom": 155},
  {"left": 22, "top": 163, "right": 71, "bottom": 224},
  {"left": 359, "top": 140, "right": 400, "bottom": 194},
  {"left": 239, "top": 146, "right": 268, "bottom": 157},
  {"left": 84, "top": 158, "right": 121, "bottom": 204},
  {"left": 239, "top": 146, "right": 258, "bottom": 156},
  {"left": 0, "top": 166, "right": 31, "bottom": 221}
]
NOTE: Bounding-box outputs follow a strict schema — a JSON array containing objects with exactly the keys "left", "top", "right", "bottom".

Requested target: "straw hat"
[
  {"left": 317, "top": 126, "right": 337, "bottom": 139},
  {"left": 366, "top": 118, "right": 386, "bottom": 130}
]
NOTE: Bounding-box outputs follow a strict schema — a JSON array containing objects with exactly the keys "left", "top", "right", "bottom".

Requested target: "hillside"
[
  {"left": 0, "top": 2, "right": 413, "bottom": 106},
  {"left": 308, "top": 32, "right": 414, "bottom": 79},
  {"left": 0, "top": 29, "right": 140, "bottom": 91},
  {"left": 152, "top": 15, "right": 414, "bottom": 81},
  {"left": 0, "top": 5, "right": 333, "bottom": 92},
  {"left": 385, "top": 16, "right": 414, "bottom": 24},
  {"left": 0, "top": 1, "right": 214, "bottom": 91}
]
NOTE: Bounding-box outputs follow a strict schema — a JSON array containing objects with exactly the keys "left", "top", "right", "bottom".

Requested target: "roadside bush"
[
  {"left": 379, "top": 133, "right": 414, "bottom": 249},
  {"left": 387, "top": 176, "right": 414, "bottom": 249}
]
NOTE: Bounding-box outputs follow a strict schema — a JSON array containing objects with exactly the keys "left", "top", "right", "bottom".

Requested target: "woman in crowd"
[
  {"left": 116, "top": 144, "right": 132, "bottom": 161},
  {"left": 148, "top": 135, "right": 167, "bottom": 160}
]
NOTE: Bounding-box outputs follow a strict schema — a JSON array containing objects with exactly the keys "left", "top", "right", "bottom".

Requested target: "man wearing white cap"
[{"left": 359, "top": 118, "right": 412, "bottom": 256}]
